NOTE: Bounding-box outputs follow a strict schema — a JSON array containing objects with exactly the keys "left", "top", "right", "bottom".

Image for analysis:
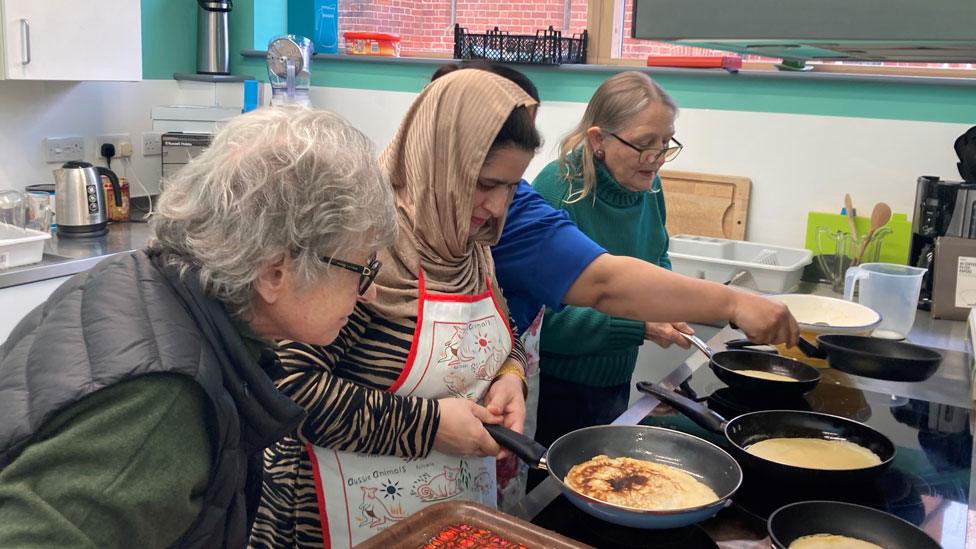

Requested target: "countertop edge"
[{"left": 0, "top": 254, "right": 120, "bottom": 289}]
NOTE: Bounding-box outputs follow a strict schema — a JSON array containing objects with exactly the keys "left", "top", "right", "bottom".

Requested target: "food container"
[
  {"left": 25, "top": 184, "right": 57, "bottom": 228},
  {"left": 768, "top": 293, "right": 881, "bottom": 365},
  {"left": 343, "top": 31, "right": 400, "bottom": 56},
  {"left": 0, "top": 190, "right": 25, "bottom": 228},
  {"left": 0, "top": 224, "right": 52, "bottom": 270},
  {"left": 102, "top": 175, "right": 130, "bottom": 222},
  {"left": 668, "top": 235, "right": 813, "bottom": 293},
  {"left": 354, "top": 500, "right": 585, "bottom": 548},
  {"left": 24, "top": 193, "right": 53, "bottom": 234}
]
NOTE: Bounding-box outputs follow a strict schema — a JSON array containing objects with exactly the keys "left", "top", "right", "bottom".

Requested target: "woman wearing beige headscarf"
[{"left": 250, "top": 70, "right": 541, "bottom": 548}]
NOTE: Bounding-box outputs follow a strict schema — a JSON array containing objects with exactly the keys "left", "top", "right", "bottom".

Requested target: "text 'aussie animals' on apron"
[{"left": 310, "top": 270, "right": 513, "bottom": 547}]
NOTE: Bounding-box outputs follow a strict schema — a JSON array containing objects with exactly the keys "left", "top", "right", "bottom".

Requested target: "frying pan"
[
  {"left": 797, "top": 335, "right": 942, "bottom": 382},
  {"left": 636, "top": 382, "right": 895, "bottom": 485},
  {"left": 768, "top": 501, "right": 940, "bottom": 549},
  {"left": 484, "top": 424, "right": 742, "bottom": 529},
  {"left": 681, "top": 333, "right": 820, "bottom": 396}
]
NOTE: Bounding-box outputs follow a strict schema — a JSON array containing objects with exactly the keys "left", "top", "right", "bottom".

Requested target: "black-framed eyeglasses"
[
  {"left": 322, "top": 254, "right": 382, "bottom": 295},
  {"left": 608, "top": 133, "right": 683, "bottom": 164}
]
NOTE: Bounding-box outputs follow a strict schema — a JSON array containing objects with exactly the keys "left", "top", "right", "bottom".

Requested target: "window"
[
  {"left": 332, "top": 0, "right": 973, "bottom": 76},
  {"left": 337, "top": 0, "right": 587, "bottom": 56},
  {"left": 614, "top": 0, "right": 776, "bottom": 63},
  {"left": 612, "top": 0, "right": 973, "bottom": 73}
]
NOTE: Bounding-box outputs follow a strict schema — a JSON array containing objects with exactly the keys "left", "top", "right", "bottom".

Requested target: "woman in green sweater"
[{"left": 532, "top": 71, "right": 690, "bottom": 447}]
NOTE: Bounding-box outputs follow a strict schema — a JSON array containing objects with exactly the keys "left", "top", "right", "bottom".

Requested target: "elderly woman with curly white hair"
[{"left": 0, "top": 107, "right": 396, "bottom": 548}]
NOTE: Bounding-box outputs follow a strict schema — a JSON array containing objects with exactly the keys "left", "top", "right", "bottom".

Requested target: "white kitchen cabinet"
[
  {"left": 0, "top": 0, "right": 141, "bottom": 81},
  {"left": 0, "top": 275, "right": 70, "bottom": 344}
]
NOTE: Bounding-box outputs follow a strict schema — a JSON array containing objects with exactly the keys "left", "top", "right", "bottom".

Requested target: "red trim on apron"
[
  {"left": 388, "top": 271, "right": 497, "bottom": 393},
  {"left": 306, "top": 442, "right": 333, "bottom": 549},
  {"left": 486, "top": 277, "right": 514, "bottom": 348},
  {"left": 311, "top": 271, "right": 510, "bottom": 545},
  {"left": 387, "top": 270, "right": 427, "bottom": 394}
]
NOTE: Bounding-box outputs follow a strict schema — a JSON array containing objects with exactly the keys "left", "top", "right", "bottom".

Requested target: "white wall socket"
[
  {"left": 142, "top": 132, "right": 162, "bottom": 156},
  {"left": 97, "top": 133, "right": 132, "bottom": 158},
  {"left": 44, "top": 136, "right": 85, "bottom": 163}
]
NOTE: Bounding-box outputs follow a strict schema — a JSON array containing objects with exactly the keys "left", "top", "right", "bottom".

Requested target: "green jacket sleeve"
[
  {"left": 539, "top": 304, "right": 646, "bottom": 356},
  {"left": 0, "top": 374, "right": 212, "bottom": 549}
]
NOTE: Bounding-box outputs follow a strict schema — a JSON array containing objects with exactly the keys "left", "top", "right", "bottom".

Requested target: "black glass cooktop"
[{"left": 530, "top": 365, "right": 972, "bottom": 548}]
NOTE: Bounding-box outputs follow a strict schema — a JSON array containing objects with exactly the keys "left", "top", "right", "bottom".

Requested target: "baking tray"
[{"left": 354, "top": 500, "right": 590, "bottom": 548}]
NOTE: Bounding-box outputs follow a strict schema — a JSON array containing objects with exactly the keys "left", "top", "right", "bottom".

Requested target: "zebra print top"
[{"left": 248, "top": 302, "right": 526, "bottom": 548}]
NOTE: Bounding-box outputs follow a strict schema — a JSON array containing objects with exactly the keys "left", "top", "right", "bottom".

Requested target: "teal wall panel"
[
  {"left": 141, "top": 0, "right": 196, "bottom": 79},
  {"left": 287, "top": 0, "right": 314, "bottom": 40},
  {"left": 256, "top": 0, "right": 289, "bottom": 49},
  {"left": 234, "top": 56, "right": 976, "bottom": 124}
]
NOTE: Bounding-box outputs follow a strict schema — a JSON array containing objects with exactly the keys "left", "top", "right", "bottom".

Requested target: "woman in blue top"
[{"left": 433, "top": 63, "right": 798, "bottom": 507}]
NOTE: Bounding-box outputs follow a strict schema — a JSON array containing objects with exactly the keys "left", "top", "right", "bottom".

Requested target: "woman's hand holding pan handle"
[
  {"left": 433, "top": 398, "right": 504, "bottom": 457},
  {"left": 728, "top": 291, "right": 799, "bottom": 347}
]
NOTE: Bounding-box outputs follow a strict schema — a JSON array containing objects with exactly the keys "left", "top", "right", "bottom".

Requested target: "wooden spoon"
[
  {"left": 844, "top": 193, "right": 859, "bottom": 242},
  {"left": 854, "top": 202, "right": 892, "bottom": 265}
]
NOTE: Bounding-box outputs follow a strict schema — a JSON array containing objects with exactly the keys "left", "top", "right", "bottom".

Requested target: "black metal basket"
[{"left": 453, "top": 24, "right": 587, "bottom": 65}]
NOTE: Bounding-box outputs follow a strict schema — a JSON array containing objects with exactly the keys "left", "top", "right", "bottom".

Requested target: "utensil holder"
[{"left": 816, "top": 227, "right": 891, "bottom": 293}]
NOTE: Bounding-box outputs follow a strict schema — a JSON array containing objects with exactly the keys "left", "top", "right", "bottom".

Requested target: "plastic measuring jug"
[{"left": 844, "top": 263, "right": 926, "bottom": 340}]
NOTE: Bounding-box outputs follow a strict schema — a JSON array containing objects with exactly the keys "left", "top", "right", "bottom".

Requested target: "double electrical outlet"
[{"left": 43, "top": 132, "right": 164, "bottom": 163}]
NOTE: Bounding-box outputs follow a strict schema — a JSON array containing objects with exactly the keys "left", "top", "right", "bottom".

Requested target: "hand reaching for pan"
[
  {"left": 645, "top": 322, "right": 695, "bottom": 349},
  {"left": 728, "top": 291, "right": 799, "bottom": 347},
  {"left": 484, "top": 370, "right": 527, "bottom": 460},
  {"left": 433, "top": 398, "right": 503, "bottom": 457}
]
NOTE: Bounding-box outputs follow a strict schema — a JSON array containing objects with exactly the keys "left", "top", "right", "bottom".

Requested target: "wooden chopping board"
[{"left": 659, "top": 170, "right": 751, "bottom": 240}]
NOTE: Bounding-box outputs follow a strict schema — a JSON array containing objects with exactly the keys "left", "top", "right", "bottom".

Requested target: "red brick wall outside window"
[
  {"left": 337, "top": 0, "right": 727, "bottom": 58},
  {"left": 337, "top": 0, "right": 973, "bottom": 69}
]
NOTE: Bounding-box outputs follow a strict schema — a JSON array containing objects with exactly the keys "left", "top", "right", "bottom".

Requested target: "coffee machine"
[{"left": 909, "top": 175, "right": 976, "bottom": 308}]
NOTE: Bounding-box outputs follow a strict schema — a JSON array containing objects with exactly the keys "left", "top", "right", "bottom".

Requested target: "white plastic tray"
[
  {"left": 0, "top": 224, "right": 51, "bottom": 270},
  {"left": 669, "top": 234, "right": 813, "bottom": 293}
]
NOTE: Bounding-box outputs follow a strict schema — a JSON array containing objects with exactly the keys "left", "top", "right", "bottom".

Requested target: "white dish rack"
[
  {"left": 0, "top": 224, "right": 51, "bottom": 270},
  {"left": 669, "top": 235, "right": 813, "bottom": 293}
]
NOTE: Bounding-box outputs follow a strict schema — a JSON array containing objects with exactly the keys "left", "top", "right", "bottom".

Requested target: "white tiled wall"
[{"left": 0, "top": 79, "right": 246, "bottom": 197}]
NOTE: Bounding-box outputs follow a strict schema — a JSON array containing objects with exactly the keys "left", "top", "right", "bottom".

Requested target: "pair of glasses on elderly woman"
[
  {"left": 608, "top": 133, "right": 683, "bottom": 164},
  {"left": 322, "top": 254, "right": 382, "bottom": 295}
]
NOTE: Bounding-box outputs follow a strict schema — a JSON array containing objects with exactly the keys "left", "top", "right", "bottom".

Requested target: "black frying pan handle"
[
  {"left": 636, "top": 381, "right": 727, "bottom": 434},
  {"left": 725, "top": 338, "right": 779, "bottom": 354},
  {"left": 484, "top": 424, "right": 548, "bottom": 470},
  {"left": 797, "top": 336, "right": 828, "bottom": 359}
]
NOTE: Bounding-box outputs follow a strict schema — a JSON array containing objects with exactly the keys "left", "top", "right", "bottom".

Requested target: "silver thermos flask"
[{"left": 197, "top": 0, "right": 232, "bottom": 75}]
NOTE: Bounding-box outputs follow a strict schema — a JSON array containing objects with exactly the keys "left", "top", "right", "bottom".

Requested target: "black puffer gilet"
[{"left": 0, "top": 250, "right": 304, "bottom": 547}]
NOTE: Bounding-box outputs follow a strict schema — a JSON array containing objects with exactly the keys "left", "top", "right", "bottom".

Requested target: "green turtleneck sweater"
[{"left": 532, "top": 157, "right": 671, "bottom": 387}]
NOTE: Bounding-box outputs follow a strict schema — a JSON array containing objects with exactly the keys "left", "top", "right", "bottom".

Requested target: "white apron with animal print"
[{"left": 310, "top": 270, "right": 512, "bottom": 548}]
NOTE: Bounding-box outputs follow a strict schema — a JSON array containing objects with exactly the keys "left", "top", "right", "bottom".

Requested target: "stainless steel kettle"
[{"left": 52, "top": 161, "right": 122, "bottom": 237}]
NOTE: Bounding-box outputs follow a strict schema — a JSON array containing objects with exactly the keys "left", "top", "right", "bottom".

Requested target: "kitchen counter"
[
  {"left": 515, "top": 285, "right": 974, "bottom": 548},
  {"left": 0, "top": 222, "right": 152, "bottom": 290}
]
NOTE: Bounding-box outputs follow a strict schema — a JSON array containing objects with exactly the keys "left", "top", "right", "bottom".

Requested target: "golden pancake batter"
[
  {"left": 735, "top": 370, "right": 798, "bottom": 382},
  {"left": 565, "top": 455, "right": 718, "bottom": 510},
  {"left": 747, "top": 438, "right": 881, "bottom": 470},
  {"left": 789, "top": 533, "right": 883, "bottom": 549}
]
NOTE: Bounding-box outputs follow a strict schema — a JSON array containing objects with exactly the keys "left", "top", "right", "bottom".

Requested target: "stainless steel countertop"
[{"left": 0, "top": 222, "right": 152, "bottom": 289}]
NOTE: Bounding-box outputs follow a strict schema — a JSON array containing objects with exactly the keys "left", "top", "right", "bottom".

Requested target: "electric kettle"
[{"left": 52, "top": 161, "right": 122, "bottom": 237}]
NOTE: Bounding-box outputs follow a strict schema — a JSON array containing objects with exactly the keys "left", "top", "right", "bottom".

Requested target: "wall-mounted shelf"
[{"left": 173, "top": 73, "right": 255, "bottom": 83}]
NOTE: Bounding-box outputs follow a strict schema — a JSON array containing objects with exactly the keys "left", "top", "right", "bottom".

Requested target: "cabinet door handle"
[{"left": 20, "top": 19, "right": 31, "bottom": 65}]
